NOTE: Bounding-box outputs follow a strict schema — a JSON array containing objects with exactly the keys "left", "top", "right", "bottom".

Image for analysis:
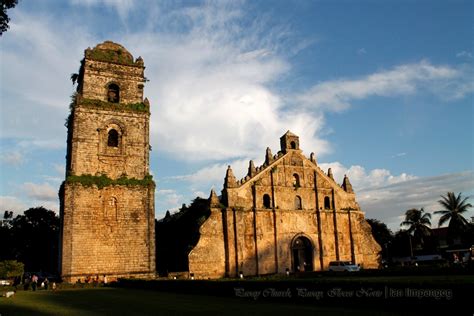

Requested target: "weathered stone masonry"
[
  {"left": 189, "top": 131, "right": 381, "bottom": 279},
  {"left": 60, "top": 41, "right": 156, "bottom": 282},
  {"left": 59, "top": 41, "right": 380, "bottom": 282}
]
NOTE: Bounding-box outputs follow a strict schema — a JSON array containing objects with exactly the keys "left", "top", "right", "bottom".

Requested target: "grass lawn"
[
  {"left": 1, "top": 286, "right": 414, "bottom": 316},
  {"left": 1, "top": 274, "right": 470, "bottom": 315}
]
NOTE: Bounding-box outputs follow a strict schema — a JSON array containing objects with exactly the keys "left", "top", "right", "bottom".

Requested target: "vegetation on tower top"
[
  {"left": 79, "top": 98, "right": 149, "bottom": 113},
  {"left": 66, "top": 174, "right": 155, "bottom": 189},
  {"left": 85, "top": 46, "right": 138, "bottom": 66}
]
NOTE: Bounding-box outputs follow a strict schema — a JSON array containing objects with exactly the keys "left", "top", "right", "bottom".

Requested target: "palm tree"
[
  {"left": 400, "top": 208, "right": 432, "bottom": 254},
  {"left": 435, "top": 192, "right": 472, "bottom": 245}
]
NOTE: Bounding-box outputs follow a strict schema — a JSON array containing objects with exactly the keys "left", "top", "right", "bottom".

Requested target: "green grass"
[
  {"left": 0, "top": 287, "right": 413, "bottom": 316},
  {"left": 1, "top": 275, "right": 470, "bottom": 315}
]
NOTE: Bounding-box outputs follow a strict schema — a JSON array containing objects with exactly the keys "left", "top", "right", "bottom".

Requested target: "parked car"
[
  {"left": 0, "top": 280, "right": 11, "bottom": 286},
  {"left": 328, "top": 261, "right": 360, "bottom": 272}
]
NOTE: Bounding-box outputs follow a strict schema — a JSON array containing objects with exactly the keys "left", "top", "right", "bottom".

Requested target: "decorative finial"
[
  {"left": 209, "top": 189, "right": 220, "bottom": 207},
  {"left": 342, "top": 174, "right": 353, "bottom": 193},
  {"left": 224, "top": 165, "right": 237, "bottom": 188},
  {"left": 265, "top": 147, "right": 273, "bottom": 165},
  {"left": 248, "top": 160, "right": 256, "bottom": 177},
  {"left": 327, "top": 168, "right": 334, "bottom": 180},
  {"left": 310, "top": 152, "right": 317, "bottom": 164}
]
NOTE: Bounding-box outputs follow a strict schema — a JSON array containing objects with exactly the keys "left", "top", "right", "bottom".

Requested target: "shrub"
[{"left": 0, "top": 260, "right": 24, "bottom": 279}]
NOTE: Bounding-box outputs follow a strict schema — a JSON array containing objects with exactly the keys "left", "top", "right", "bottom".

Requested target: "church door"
[{"left": 292, "top": 236, "right": 313, "bottom": 272}]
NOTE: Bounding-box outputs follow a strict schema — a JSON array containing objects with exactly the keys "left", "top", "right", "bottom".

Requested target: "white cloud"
[
  {"left": 318, "top": 162, "right": 417, "bottom": 190},
  {"left": 42, "top": 176, "right": 63, "bottom": 183},
  {"left": 392, "top": 152, "right": 407, "bottom": 158},
  {"left": 297, "top": 60, "right": 470, "bottom": 112},
  {"left": 127, "top": 27, "right": 329, "bottom": 160},
  {"left": 192, "top": 190, "right": 208, "bottom": 199},
  {"left": 118, "top": 2, "right": 331, "bottom": 161},
  {"left": 1, "top": 10, "right": 93, "bottom": 144},
  {"left": 53, "top": 163, "right": 65, "bottom": 175},
  {"left": 17, "top": 140, "right": 65, "bottom": 150},
  {"left": 2, "top": 4, "right": 472, "bottom": 165},
  {"left": 0, "top": 196, "right": 28, "bottom": 215},
  {"left": 357, "top": 48, "right": 367, "bottom": 55},
  {"left": 156, "top": 189, "right": 183, "bottom": 208},
  {"left": 1, "top": 3, "right": 330, "bottom": 162},
  {"left": 2, "top": 2, "right": 473, "bottom": 226},
  {"left": 69, "top": 0, "right": 135, "bottom": 21},
  {"left": 358, "top": 171, "right": 474, "bottom": 231},
  {"left": 22, "top": 182, "right": 58, "bottom": 202},
  {"left": 456, "top": 51, "right": 473, "bottom": 59},
  {"left": 170, "top": 158, "right": 250, "bottom": 193},
  {"left": 0, "top": 195, "right": 58, "bottom": 215},
  {"left": 0, "top": 151, "right": 25, "bottom": 166}
]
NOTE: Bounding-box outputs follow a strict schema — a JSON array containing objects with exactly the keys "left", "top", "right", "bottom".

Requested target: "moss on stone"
[
  {"left": 86, "top": 48, "right": 135, "bottom": 66},
  {"left": 80, "top": 98, "right": 149, "bottom": 113},
  {"left": 66, "top": 174, "right": 155, "bottom": 189}
]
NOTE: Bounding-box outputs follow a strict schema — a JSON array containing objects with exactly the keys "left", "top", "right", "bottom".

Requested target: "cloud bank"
[{"left": 1, "top": 1, "right": 472, "bottom": 225}]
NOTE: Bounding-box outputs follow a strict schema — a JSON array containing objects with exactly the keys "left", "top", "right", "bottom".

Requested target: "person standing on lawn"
[{"left": 31, "top": 275, "right": 38, "bottom": 291}]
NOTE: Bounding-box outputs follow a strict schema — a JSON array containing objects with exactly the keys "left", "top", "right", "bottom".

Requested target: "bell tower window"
[
  {"left": 107, "top": 83, "right": 120, "bottom": 103},
  {"left": 107, "top": 129, "right": 119, "bottom": 147}
]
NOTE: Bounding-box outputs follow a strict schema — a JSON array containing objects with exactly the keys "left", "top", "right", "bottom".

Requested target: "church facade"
[
  {"left": 59, "top": 41, "right": 156, "bottom": 282},
  {"left": 189, "top": 131, "right": 381, "bottom": 278}
]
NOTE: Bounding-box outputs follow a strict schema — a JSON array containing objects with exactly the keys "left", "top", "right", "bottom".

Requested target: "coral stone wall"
[
  {"left": 70, "top": 106, "right": 149, "bottom": 180},
  {"left": 61, "top": 183, "right": 155, "bottom": 282},
  {"left": 189, "top": 133, "right": 381, "bottom": 279},
  {"left": 60, "top": 41, "right": 155, "bottom": 282}
]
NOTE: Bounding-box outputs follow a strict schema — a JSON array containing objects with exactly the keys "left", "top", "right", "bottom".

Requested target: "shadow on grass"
[{"left": 0, "top": 287, "right": 416, "bottom": 316}]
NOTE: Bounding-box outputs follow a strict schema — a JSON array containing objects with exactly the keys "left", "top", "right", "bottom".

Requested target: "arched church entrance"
[{"left": 291, "top": 236, "right": 314, "bottom": 272}]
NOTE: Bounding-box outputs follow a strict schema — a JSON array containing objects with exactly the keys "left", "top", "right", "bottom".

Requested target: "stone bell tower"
[{"left": 59, "top": 41, "right": 156, "bottom": 282}]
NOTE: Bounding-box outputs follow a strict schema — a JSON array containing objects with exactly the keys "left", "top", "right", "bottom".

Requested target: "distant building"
[{"left": 188, "top": 132, "right": 381, "bottom": 278}]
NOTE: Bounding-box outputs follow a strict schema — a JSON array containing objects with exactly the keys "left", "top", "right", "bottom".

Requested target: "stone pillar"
[
  {"left": 270, "top": 170, "right": 279, "bottom": 273},
  {"left": 252, "top": 185, "right": 259, "bottom": 275},
  {"left": 313, "top": 170, "right": 324, "bottom": 270},
  {"left": 331, "top": 189, "right": 340, "bottom": 261}
]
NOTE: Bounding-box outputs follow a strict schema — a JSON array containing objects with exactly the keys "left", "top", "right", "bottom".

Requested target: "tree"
[
  {"left": 400, "top": 208, "right": 432, "bottom": 252},
  {"left": 435, "top": 192, "right": 472, "bottom": 245},
  {"left": 366, "top": 219, "right": 393, "bottom": 260},
  {"left": 390, "top": 230, "right": 412, "bottom": 257},
  {"left": 7, "top": 207, "right": 60, "bottom": 273},
  {"left": 0, "top": 260, "right": 24, "bottom": 279},
  {"left": 1, "top": 0, "right": 18, "bottom": 36},
  {"left": 1, "top": 210, "right": 13, "bottom": 228},
  {"left": 156, "top": 197, "right": 211, "bottom": 275}
]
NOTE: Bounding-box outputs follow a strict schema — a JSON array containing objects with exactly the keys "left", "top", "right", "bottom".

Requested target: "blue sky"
[{"left": 1, "top": 0, "right": 473, "bottom": 231}]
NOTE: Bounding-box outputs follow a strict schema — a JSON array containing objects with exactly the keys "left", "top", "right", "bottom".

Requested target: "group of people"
[
  {"left": 78, "top": 275, "right": 108, "bottom": 285},
  {"left": 23, "top": 274, "right": 56, "bottom": 291}
]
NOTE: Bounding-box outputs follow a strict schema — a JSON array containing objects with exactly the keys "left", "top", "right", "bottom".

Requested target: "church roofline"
[
  {"left": 225, "top": 149, "right": 354, "bottom": 196},
  {"left": 280, "top": 130, "right": 298, "bottom": 138}
]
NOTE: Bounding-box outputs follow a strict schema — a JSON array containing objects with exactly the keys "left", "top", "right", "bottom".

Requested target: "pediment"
[{"left": 231, "top": 150, "right": 345, "bottom": 193}]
